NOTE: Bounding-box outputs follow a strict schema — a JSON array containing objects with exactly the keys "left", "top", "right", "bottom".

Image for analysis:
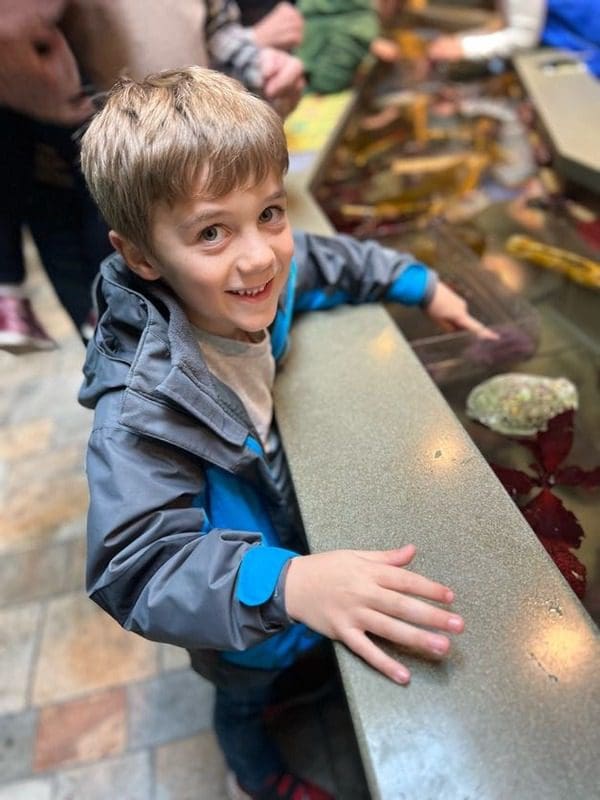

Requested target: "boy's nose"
[{"left": 236, "top": 233, "right": 275, "bottom": 272}]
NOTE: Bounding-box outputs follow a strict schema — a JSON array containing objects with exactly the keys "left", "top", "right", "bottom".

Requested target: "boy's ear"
[{"left": 108, "top": 231, "right": 161, "bottom": 281}]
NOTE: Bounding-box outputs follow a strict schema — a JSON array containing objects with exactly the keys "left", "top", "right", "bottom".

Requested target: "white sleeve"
[{"left": 460, "top": 0, "right": 546, "bottom": 61}]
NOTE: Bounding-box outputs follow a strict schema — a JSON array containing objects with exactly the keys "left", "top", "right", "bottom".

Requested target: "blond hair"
[{"left": 80, "top": 66, "right": 289, "bottom": 253}]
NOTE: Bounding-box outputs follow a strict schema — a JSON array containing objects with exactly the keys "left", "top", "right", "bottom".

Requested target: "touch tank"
[{"left": 308, "top": 12, "right": 600, "bottom": 623}]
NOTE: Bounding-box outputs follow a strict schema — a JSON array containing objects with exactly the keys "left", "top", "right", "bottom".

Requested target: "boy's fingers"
[
  {"left": 379, "top": 567, "right": 455, "bottom": 604},
  {"left": 359, "top": 544, "right": 416, "bottom": 566},
  {"left": 375, "top": 589, "right": 464, "bottom": 633},
  {"left": 458, "top": 313, "right": 499, "bottom": 340},
  {"left": 345, "top": 629, "right": 411, "bottom": 684},
  {"left": 364, "top": 611, "right": 452, "bottom": 659},
  {"left": 358, "top": 548, "right": 456, "bottom": 603}
]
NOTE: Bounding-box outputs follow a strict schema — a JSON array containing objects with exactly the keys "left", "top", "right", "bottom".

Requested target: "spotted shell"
[{"left": 466, "top": 373, "right": 578, "bottom": 436}]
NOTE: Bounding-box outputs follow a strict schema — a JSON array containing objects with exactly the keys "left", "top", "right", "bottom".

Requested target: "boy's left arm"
[
  {"left": 422, "top": 280, "right": 497, "bottom": 338},
  {"left": 292, "top": 230, "right": 493, "bottom": 337}
]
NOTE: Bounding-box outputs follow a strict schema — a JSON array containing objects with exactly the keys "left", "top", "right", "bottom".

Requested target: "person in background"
[
  {"left": 280, "top": 0, "right": 413, "bottom": 95},
  {"left": 238, "top": 0, "right": 403, "bottom": 95},
  {"left": 0, "top": 1, "right": 110, "bottom": 351},
  {"left": 247, "top": 1, "right": 305, "bottom": 52},
  {"left": 78, "top": 66, "right": 482, "bottom": 800},
  {"left": 428, "top": 0, "right": 600, "bottom": 78},
  {"left": 63, "top": 0, "right": 305, "bottom": 117},
  {"left": 0, "top": 0, "right": 306, "bottom": 354},
  {"left": 296, "top": 0, "right": 380, "bottom": 94}
]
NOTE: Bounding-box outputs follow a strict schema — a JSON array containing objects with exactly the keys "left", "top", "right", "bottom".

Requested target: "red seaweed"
[{"left": 489, "top": 410, "right": 599, "bottom": 597}]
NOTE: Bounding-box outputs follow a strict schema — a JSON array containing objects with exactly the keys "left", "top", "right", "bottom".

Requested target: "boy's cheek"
[{"left": 281, "top": 225, "right": 294, "bottom": 256}]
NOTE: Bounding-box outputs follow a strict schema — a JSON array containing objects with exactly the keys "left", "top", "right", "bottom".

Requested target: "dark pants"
[
  {"left": 214, "top": 680, "right": 285, "bottom": 792},
  {"left": 0, "top": 107, "right": 111, "bottom": 332},
  {"left": 191, "top": 642, "right": 338, "bottom": 792}
]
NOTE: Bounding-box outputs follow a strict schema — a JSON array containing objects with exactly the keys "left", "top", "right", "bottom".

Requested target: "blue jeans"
[{"left": 214, "top": 679, "right": 285, "bottom": 792}]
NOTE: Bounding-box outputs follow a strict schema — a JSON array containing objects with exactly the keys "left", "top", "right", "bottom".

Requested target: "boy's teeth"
[{"left": 234, "top": 283, "right": 266, "bottom": 296}]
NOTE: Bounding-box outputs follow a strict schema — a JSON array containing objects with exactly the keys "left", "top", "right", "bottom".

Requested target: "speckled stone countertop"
[{"left": 274, "top": 304, "right": 600, "bottom": 800}]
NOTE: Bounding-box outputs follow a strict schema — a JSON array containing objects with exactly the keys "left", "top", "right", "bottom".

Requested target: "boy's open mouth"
[{"left": 227, "top": 278, "right": 273, "bottom": 301}]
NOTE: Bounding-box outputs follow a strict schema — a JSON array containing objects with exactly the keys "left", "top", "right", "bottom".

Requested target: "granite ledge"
[{"left": 274, "top": 304, "right": 600, "bottom": 800}]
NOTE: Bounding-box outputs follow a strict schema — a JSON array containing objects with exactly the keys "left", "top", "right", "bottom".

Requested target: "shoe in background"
[{"left": 0, "top": 291, "right": 57, "bottom": 354}]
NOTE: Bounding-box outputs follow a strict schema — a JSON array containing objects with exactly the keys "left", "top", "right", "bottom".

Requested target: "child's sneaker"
[{"left": 225, "top": 770, "right": 335, "bottom": 800}]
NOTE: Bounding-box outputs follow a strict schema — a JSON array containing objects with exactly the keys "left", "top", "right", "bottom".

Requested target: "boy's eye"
[
  {"left": 259, "top": 205, "right": 285, "bottom": 224},
  {"left": 199, "top": 225, "right": 224, "bottom": 243}
]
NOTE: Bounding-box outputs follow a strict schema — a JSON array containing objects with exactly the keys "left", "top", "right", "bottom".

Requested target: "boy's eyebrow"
[{"left": 177, "top": 188, "right": 287, "bottom": 231}]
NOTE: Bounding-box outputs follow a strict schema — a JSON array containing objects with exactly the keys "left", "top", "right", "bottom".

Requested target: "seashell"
[{"left": 466, "top": 373, "right": 578, "bottom": 436}]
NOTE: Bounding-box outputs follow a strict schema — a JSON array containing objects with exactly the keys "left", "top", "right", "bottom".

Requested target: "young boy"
[{"left": 79, "top": 66, "right": 476, "bottom": 800}]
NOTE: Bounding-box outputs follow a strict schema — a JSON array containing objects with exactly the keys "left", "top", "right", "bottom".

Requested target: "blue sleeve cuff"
[
  {"left": 385, "top": 263, "right": 431, "bottom": 306},
  {"left": 236, "top": 546, "right": 299, "bottom": 607}
]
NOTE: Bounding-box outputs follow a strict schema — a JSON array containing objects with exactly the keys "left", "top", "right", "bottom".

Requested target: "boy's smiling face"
[{"left": 119, "top": 171, "right": 294, "bottom": 340}]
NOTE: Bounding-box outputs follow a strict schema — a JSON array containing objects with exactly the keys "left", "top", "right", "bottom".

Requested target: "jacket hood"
[
  {"left": 80, "top": 253, "right": 164, "bottom": 409},
  {"left": 79, "top": 252, "right": 215, "bottom": 410}
]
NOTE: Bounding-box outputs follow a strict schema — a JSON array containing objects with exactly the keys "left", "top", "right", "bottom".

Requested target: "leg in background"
[{"left": 0, "top": 107, "right": 55, "bottom": 351}]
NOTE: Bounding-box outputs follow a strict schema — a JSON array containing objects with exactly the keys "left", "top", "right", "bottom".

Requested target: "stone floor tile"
[
  {"left": 0, "top": 352, "right": 58, "bottom": 399},
  {"left": 7, "top": 443, "right": 85, "bottom": 491},
  {"left": 0, "top": 778, "right": 52, "bottom": 800},
  {"left": 128, "top": 669, "right": 214, "bottom": 749},
  {"left": 0, "top": 419, "right": 54, "bottom": 462},
  {"left": 0, "top": 462, "right": 6, "bottom": 498},
  {"left": 0, "top": 542, "right": 73, "bottom": 608},
  {"left": 155, "top": 730, "right": 228, "bottom": 800},
  {"left": 3, "top": 363, "right": 85, "bottom": 427},
  {"left": 158, "top": 643, "right": 191, "bottom": 673},
  {"left": 50, "top": 397, "right": 90, "bottom": 448},
  {"left": 53, "top": 515, "right": 87, "bottom": 546},
  {"left": 64, "top": 536, "right": 86, "bottom": 594},
  {"left": 0, "top": 709, "right": 37, "bottom": 783},
  {"left": 32, "top": 593, "right": 157, "bottom": 706},
  {"left": 53, "top": 751, "right": 152, "bottom": 800},
  {"left": 34, "top": 687, "right": 126, "bottom": 773},
  {"left": 0, "top": 469, "right": 88, "bottom": 554},
  {"left": 0, "top": 603, "right": 41, "bottom": 714}
]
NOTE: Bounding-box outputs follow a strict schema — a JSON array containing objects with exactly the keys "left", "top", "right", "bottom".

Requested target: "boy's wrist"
[
  {"left": 419, "top": 269, "right": 439, "bottom": 309},
  {"left": 282, "top": 554, "right": 310, "bottom": 623},
  {"left": 263, "top": 557, "right": 297, "bottom": 627}
]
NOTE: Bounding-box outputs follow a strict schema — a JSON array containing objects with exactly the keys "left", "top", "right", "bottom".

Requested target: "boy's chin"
[{"left": 239, "top": 316, "right": 277, "bottom": 338}]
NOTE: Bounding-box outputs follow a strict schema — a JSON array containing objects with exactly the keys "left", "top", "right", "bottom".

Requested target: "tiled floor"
[{"left": 0, "top": 238, "right": 371, "bottom": 800}]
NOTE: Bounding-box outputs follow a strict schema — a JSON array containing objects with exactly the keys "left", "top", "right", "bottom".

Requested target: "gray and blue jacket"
[{"left": 79, "top": 229, "right": 437, "bottom": 679}]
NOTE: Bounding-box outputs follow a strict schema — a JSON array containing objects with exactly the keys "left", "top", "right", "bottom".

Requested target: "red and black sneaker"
[{"left": 225, "top": 770, "right": 335, "bottom": 800}]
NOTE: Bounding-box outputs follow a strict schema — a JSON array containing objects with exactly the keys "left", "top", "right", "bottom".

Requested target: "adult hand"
[
  {"left": 370, "top": 37, "right": 401, "bottom": 62},
  {"left": 284, "top": 545, "right": 464, "bottom": 684},
  {"left": 0, "top": 18, "right": 93, "bottom": 125},
  {"left": 427, "top": 34, "right": 465, "bottom": 62},
  {"left": 252, "top": 2, "right": 304, "bottom": 52},
  {"left": 425, "top": 281, "right": 498, "bottom": 339},
  {"left": 259, "top": 47, "right": 305, "bottom": 118}
]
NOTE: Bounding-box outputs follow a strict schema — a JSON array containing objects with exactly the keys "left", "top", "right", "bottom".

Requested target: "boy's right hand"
[{"left": 284, "top": 545, "right": 464, "bottom": 684}]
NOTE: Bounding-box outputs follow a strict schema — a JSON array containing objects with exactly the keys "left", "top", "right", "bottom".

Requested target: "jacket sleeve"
[
  {"left": 460, "top": 0, "right": 545, "bottom": 61},
  {"left": 205, "top": 0, "right": 262, "bottom": 92},
  {"left": 85, "top": 423, "right": 294, "bottom": 651},
  {"left": 291, "top": 229, "right": 438, "bottom": 312}
]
